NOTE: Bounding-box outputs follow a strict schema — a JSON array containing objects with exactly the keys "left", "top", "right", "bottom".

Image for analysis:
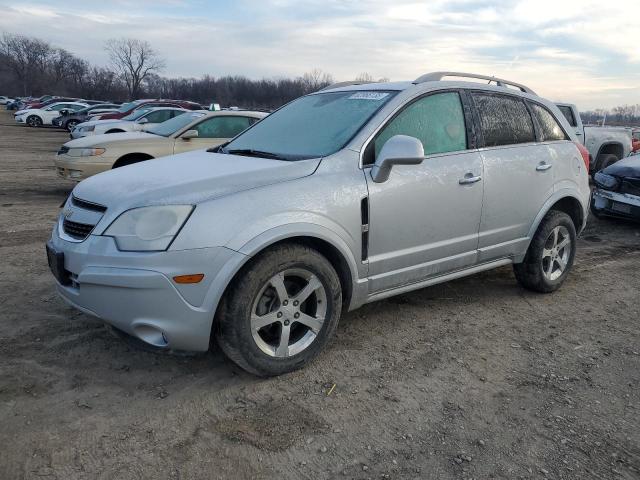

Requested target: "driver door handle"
[
  {"left": 459, "top": 174, "right": 482, "bottom": 185},
  {"left": 536, "top": 162, "right": 552, "bottom": 171}
]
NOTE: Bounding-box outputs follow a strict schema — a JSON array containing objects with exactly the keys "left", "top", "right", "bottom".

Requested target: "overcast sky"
[{"left": 1, "top": 0, "right": 638, "bottom": 109}]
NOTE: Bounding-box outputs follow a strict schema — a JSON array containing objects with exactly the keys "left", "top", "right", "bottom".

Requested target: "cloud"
[{"left": 0, "top": 0, "right": 638, "bottom": 108}]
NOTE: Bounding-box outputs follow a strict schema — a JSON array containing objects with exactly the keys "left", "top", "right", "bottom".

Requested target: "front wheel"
[
  {"left": 66, "top": 120, "right": 79, "bottom": 131},
  {"left": 215, "top": 243, "right": 342, "bottom": 376},
  {"left": 26, "top": 115, "right": 42, "bottom": 127},
  {"left": 513, "top": 210, "right": 577, "bottom": 293}
]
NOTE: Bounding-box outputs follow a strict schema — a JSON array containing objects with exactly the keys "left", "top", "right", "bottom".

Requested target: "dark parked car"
[
  {"left": 591, "top": 156, "right": 640, "bottom": 221},
  {"left": 52, "top": 103, "right": 121, "bottom": 131},
  {"left": 94, "top": 99, "right": 203, "bottom": 120}
]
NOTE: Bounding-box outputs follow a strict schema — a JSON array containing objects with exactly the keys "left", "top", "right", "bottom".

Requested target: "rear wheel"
[
  {"left": 65, "top": 120, "right": 79, "bottom": 131},
  {"left": 514, "top": 210, "right": 577, "bottom": 293},
  {"left": 216, "top": 243, "right": 342, "bottom": 376},
  {"left": 595, "top": 153, "right": 618, "bottom": 173},
  {"left": 26, "top": 115, "right": 42, "bottom": 127}
]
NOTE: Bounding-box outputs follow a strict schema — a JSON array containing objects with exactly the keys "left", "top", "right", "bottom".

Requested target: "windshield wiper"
[{"left": 223, "top": 148, "right": 288, "bottom": 160}]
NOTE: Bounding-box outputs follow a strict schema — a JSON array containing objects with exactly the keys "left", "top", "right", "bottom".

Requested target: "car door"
[
  {"left": 173, "top": 115, "right": 256, "bottom": 154},
  {"left": 42, "top": 104, "right": 70, "bottom": 123},
  {"left": 471, "top": 92, "right": 556, "bottom": 262},
  {"left": 364, "top": 91, "right": 484, "bottom": 293}
]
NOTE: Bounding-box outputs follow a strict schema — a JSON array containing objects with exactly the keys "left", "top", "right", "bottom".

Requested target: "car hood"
[
  {"left": 602, "top": 156, "right": 640, "bottom": 178},
  {"left": 73, "top": 150, "right": 321, "bottom": 215},
  {"left": 64, "top": 131, "right": 161, "bottom": 148}
]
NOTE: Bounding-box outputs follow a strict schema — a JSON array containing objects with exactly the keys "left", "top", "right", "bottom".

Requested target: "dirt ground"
[{"left": 0, "top": 108, "right": 639, "bottom": 480}]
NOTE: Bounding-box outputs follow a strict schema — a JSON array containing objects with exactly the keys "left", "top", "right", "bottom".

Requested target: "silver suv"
[{"left": 47, "top": 72, "right": 591, "bottom": 376}]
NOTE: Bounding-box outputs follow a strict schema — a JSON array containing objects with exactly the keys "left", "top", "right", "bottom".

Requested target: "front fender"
[{"left": 235, "top": 221, "right": 367, "bottom": 310}]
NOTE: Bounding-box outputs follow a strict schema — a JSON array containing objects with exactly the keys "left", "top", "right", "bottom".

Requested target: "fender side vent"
[{"left": 360, "top": 197, "right": 369, "bottom": 261}]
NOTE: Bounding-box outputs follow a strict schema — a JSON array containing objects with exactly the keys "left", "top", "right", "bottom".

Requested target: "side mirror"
[
  {"left": 59, "top": 109, "right": 70, "bottom": 115},
  {"left": 137, "top": 117, "right": 149, "bottom": 124},
  {"left": 370, "top": 135, "right": 425, "bottom": 183},
  {"left": 181, "top": 129, "right": 199, "bottom": 140}
]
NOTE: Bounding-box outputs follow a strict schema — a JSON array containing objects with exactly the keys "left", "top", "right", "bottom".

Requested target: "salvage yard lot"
[{"left": 0, "top": 108, "right": 639, "bottom": 479}]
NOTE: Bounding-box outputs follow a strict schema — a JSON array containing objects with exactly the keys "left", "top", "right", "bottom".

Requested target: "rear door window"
[
  {"left": 373, "top": 92, "right": 467, "bottom": 160},
  {"left": 193, "top": 116, "right": 253, "bottom": 138},
  {"left": 530, "top": 103, "right": 569, "bottom": 141},
  {"left": 472, "top": 93, "right": 535, "bottom": 147}
]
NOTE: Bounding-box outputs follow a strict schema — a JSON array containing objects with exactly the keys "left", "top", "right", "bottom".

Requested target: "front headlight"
[
  {"left": 104, "top": 205, "right": 194, "bottom": 251},
  {"left": 66, "top": 148, "right": 106, "bottom": 157},
  {"left": 593, "top": 172, "right": 620, "bottom": 190},
  {"left": 82, "top": 125, "right": 95, "bottom": 132}
]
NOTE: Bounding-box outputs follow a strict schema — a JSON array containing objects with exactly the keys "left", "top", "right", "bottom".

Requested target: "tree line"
[
  {"left": 3, "top": 32, "right": 638, "bottom": 123},
  {"left": 0, "top": 32, "right": 337, "bottom": 109},
  {"left": 580, "top": 105, "right": 640, "bottom": 127}
]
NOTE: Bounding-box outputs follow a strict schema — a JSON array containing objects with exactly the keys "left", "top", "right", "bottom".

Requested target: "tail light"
[{"left": 574, "top": 142, "right": 590, "bottom": 172}]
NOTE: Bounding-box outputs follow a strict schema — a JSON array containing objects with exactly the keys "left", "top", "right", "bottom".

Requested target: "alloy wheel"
[
  {"left": 250, "top": 268, "right": 327, "bottom": 358},
  {"left": 541, "top": 226, "right": 572, "bottom": 281}
]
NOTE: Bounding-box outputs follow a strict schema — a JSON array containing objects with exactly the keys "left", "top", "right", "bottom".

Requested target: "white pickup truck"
[{"left": 555, "top": 103, "right": 632, "bottom": 172}]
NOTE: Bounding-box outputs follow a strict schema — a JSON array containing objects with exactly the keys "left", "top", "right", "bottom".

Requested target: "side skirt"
[{"left": 364, "top": 258, "right": 513, "bottom": 304}]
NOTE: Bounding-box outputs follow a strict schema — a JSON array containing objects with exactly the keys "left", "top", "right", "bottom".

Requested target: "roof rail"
[
  {"left": 413, "top": 71, "right": 536, "bottom": 95},
  {"left": 318, "top": 81, "right": 375, "bottom": 91}
]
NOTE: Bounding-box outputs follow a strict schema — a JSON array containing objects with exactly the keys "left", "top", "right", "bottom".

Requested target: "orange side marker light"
[{"left": 173, "top": 274, "right": 205, "bottom": 284}]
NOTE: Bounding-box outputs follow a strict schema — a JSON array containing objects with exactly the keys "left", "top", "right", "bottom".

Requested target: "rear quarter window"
[
  {"left": 472, "top": 93, "right": 535, "bottom": 147},
  {"left": 530, "top": 103, "right": 569, "bottom": 142}
]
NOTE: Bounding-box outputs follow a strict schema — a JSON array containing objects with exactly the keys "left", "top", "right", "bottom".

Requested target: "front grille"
[
  {"left": 57, "top": 145, "right": 69, "bottom": 155},
  {"left": 71, "top": 195, "right": 107, "bottom": 213},
  {"left": 619, "top": 178, "right": 640, "bottom": 198},
  {"left": 63, "top": 219, "right": 95, "bottom": 240}
]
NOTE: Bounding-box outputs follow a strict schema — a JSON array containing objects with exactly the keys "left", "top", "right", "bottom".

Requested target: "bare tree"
[
  {"left": 300, "top": 69, "right": 333, "bottom": 93},
  {"left": 355, "top": 72, "right": 374, "bottom": 83},
  {"left": 105, "top": 38, "right": 165, "bottom": 99},
  {"left": 0, "top": 33, "right": 54, "bottom": 95}
]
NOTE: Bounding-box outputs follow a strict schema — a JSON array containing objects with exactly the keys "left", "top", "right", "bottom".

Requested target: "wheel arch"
[
  {"left": 597, "top": 142, "right": 623, "bottom": 160},
  {"left": 523, "top": 192, "right": 586, "bottom": 262},
  {"left": 105, "top": 128, "right": 125, "bottom": 134},
  {"left": 113, "top": 153, "right": 155, "bottom": 168}
]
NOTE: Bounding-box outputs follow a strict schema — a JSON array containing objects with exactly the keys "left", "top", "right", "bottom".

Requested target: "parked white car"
[
  {"left": 0, "top": 96, "right": 15, "bottom": 105},
  {"left": 70, "top": 107, "right": 187, "bottom": 139},
  {"left": 15, "top": 102, "right": 89, "bottom": 127},
  {"left": 555, "top": 103, "right": 633, "bottom": 172}
]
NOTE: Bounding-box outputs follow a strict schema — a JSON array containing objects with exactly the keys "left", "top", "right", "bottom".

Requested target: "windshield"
[
  {"left": 116, "top": 101, "right": 138, "bottom": 113},
  {"left": 146, "top": 111, "right": 206, "bottom": 137},
  {"left": 223, "top": 90, "right": 396, "bottom": 160},
  {"left": 122, "top": 108, "right": 152, "bottom": 121}
]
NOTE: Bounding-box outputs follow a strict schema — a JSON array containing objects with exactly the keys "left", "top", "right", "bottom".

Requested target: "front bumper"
[
  {"left": 54, "top": 154, "right": 115, "bottom": 181},
  {"left": 48, "top": 224, "right": 246, "bottom": 351},
  {"left": 591, "top": 188, "right": 640, "bottom": 221}
]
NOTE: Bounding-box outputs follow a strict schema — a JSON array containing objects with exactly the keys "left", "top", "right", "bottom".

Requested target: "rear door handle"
[
  {"left": 459, "top": 174, "right": 482, "bottom": 185},
  {"left": 536, "top": 162, "right": 552, "bottom": 171}
]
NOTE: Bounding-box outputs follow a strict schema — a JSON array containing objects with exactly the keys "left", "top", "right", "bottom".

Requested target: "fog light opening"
[{"left": 134, "top": 324, "right": 169, "bottom": 347}]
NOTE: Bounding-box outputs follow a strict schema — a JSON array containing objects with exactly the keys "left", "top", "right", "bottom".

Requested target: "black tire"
[
  {"left": 215, "top": 243, "right": 342, "bottom": 376},
  {"left": 513, "top": 210, "right": 577, "bottom": 293},
  {"left": 595, "top": 153, "right": 618, "bottom": 173},
  {"left": 26, "top": 115, "right": 42, "bottom": 127},
  {"left": 65, "top": 120, "right": 79, "bottom": 131}
]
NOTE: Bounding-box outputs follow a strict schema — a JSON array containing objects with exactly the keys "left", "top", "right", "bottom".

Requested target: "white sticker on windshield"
[{"left": 348, "top": 92, "right": 389, "bottom": 101}]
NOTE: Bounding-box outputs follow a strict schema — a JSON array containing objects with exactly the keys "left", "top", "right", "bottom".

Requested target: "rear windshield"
[
  {"left": 223, "top": 90, "right": 397, "bottom": 160},
  {"left": 116, "top": 101, "right": 138, "bottom": 113},
  {"left": 146, "top": 111, "right": 206, "bottom": 137}
]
